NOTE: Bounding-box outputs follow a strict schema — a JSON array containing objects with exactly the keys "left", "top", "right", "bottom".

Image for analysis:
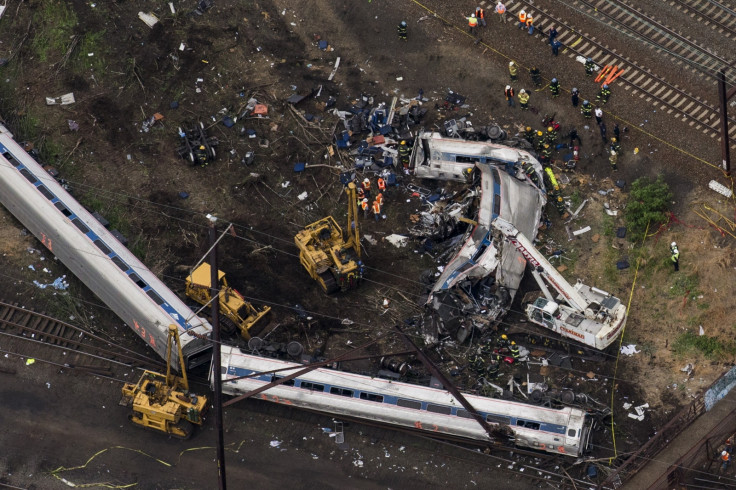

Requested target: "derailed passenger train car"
[
  {"left": 219, "top": 346, "right": 594, "bottom": 457},
  {"left": 0, "top": 123, "right": 212, "bottom": 369}
]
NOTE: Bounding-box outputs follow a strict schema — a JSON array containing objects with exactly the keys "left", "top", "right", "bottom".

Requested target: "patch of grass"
[
  {"left": 668, "top": 273, "right": 700, "bottom": 299},
  {"left": 602, "top": 246, "right": 620, "bottom": 286},
  {"left": 625, "top": 176, "right": 673, "bottom": 242},
  {"left": 74, "top": 30, "right": 108, "bottom": 74},
  {"left": 31, "top": 2, "right": 78, "bottom": 62},
  {"left": 569, "top": 190, "right": 582, "bottom": 209},
  {"left": 672, "top": 331, "right": 736, "bottom": 360},
  {"left": 601, "top": 211, "right": 615, "bottom": 237},
  {"left": 129, "top": 234, "right": 148, "bottom": 262},
  {"left": 79, "top": 192, "right": 129, "bottom": 233}
]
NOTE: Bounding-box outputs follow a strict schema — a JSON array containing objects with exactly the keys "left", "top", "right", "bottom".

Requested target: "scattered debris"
[
  {"left": 572, "top": 226, "right": 591, "bottom": 236},
  {"left": 46, "top": 93, "right": 75, "bottom": 105},
  {"left": 709, "top": 180, "right": 733, "bottom": 198},
  {"left": 138, "top": 11, "right": 159, "bottom": 28},
  {"left": 385, "top": 234, "right": 408, "bottom": 248},
  {"left": 620, "top": 344, "right": 640, "bottom": 356}
]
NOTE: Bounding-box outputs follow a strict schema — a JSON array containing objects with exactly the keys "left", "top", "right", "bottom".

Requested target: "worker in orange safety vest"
[
  {"left": 517, "top": 10, "right": 526, "bottom": 29},
  {"left": 475, "top": 6, "right": 486, "bottom": 27},
  {"left": 376, "top": 192, "right": 384, "bottom": 206},
  {"left": 372, "top": 200, "right": 381, "bottom": 222},
  {"left": 525, "top": 13, "right": 534, "bottom": 35},
  {"left": 360, "top": 198, "right": 369, "bottom": 218},
  {"left": 377, "top": 177, "right": 386, "bottom": 193},
  {"left": 361, "top": 178, "right": 371, "bottom": 199}
]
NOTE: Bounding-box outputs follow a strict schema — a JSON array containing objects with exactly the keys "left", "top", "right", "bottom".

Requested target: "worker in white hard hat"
[
  {"left": 504, "top": 84, "right": 515, "bottom": 107},
  {"left": 517, "top": 9, "right": 527, "bottom": 29},
  {"left": 609, "top": 150, "right": 618, "bottom": 171},
  {"left": 464, "top": 12, "right": 479, "bottom": 35},
  {"left": 509, "top": 60, "right": 518, "bottom": 81},
  {"left": 361, "top": 177, "right": 371, "bottom": 199},
  {"left": 670, "top": 242, "right": 679, "bottom": 271}
]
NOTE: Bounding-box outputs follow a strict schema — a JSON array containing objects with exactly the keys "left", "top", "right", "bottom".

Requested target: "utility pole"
[
  {"left": 207, "top": 214, "right": 227, "bottom": 490},
  {"left": 717, "top": 68, "right": 734, "bottom": 176}
]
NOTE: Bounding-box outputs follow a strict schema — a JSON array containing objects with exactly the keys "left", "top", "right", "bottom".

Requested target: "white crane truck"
[{"left": 492, "top": 218, "right": 627, "bottom": 350}]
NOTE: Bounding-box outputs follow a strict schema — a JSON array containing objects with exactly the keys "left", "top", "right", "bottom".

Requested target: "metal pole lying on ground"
[{"left": 208, "top": 216, "right": 227, "bottom": 490}]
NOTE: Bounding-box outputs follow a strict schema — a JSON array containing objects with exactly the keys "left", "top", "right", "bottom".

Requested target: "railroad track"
[
  {"left": 0, "top": 300, "right": 164, "bottom": 376},
  {"left": 481, "top": 0, "right": 736, "bottom": 141},
  {"left": 572, "top": 0, "right": 733, "bottom": 79},
  {"left": 669, "top": 0, "right": 736, "bottom": 41}
]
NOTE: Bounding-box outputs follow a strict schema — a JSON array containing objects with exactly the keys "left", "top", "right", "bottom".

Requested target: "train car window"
[
  {"left": 493, "top": 193, "right": 501, "bottom": 215},
  {"left": 111, "top": 256, "right": 129, "bottom": 272},
  {"left": 567, "top": 429, "right": 576, "bottom": 437},
  {"left": 329, "top": 387, "right": 354, "bottom": 397},
  {"left": 128, "top": 273, "right": 147, "bottom": 289},
  {"left": 37, "top": 185, "right": 55, "bottom": 200},
  {"left": 93, "top": 239, "right": 112, "bottom": 256},
  {"left": 54, "top": 201, "right": 72, "bottom": 217},
  {"left": 274, "top": 377, "right": 295, "bottom": 387},
  {"left": 426, "top": 404, "right": 452, "bottom": 415},
  {"left": 20, "top": 168, "right": 38, "bottom": 184},
  {"left": 397, "top": 399, "right": 422, "bottom": 410},
  {"left": 456, "top": 409, "right": 475, "bottom": 419},
  {"left": 71, "top": 218, "right": 90, "bottom": 234},
  {"left": 4, "top": 153, "right": 21, "bottom": 167},
  {"left": 359, "top": 392, "right": 384, "bottom": 403},
  {"left": 456, "top": 155, "right": 480, "bottom": 164},
  {"left": 146, "top": 290, "right": 164, "bottom": 305},
  {"left": 300, "top": 382, "right": 325, "bottom": 392},
  {"left": 516, "top": 419, "right": 540, "bottom": 430},
  {"left": 486, "top": 414, "right": 511, "bottom": 425}
]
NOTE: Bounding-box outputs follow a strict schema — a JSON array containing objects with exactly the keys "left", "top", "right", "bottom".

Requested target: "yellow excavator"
[
  {"left": 120, "top": 325, "right": 208, "bottom": 439},
  {"left": 185, "top": 263, "right": 271, "bottom": 340},
  {"left": 294, "top": 182, "right": 362, "bottom": 293}
]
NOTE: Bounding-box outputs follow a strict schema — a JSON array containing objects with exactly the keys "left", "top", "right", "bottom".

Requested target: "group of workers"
[
  {"left": 357, "top": 176, "right": 387, "bottom": 222},
  {"left": 468, "top": 334, "right": 521, "bottom": 380}
]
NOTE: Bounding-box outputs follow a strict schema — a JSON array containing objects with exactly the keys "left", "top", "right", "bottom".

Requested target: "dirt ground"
[{"left": 1, "top": 0, "right": 735, "bottom": 487}]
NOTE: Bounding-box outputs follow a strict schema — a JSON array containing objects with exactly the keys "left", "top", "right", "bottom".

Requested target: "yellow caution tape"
[
  {"left": 50, "top": 441, "right": 252, "bottom": 487},
  {"left": 608, "top": 221, "right": 650, "bottom": 463}
]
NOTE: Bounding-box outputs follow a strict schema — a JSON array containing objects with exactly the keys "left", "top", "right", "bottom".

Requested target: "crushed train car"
[{"left": 409, "top": 132, "right": 547, "bottom": 344}]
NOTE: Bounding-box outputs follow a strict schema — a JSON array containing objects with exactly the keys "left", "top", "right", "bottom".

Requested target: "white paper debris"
[
  {"left": 699, "top": 325, "right": 705, "bottom": 336},
  {"left": 620, "top": 344, "right": 640, "bottom": 356},
  {"left": 45, "top": 93, "right": 76, "bottom": 105},
  {"left": 572, "top": 226, "right": 591, "bottom": 236},
  {"left": 269, "top": 440, "right": 282, "bottom": 448},
  {"left": 385, "top": 234, "right": 408, "bottom": 248},
  {"left": 297, "top": 191, "right": 308, "bottom": 201},
  {"left": 138, "top": 11, "right": 159, "bottom": 28}
]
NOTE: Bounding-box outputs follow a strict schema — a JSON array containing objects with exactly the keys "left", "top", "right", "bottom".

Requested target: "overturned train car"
[
  {"left": 0, "top": 123, "right": 212, "bottom": 369},
  {"left": 219, "top": 346, "right": 594, "bottom": 457}
]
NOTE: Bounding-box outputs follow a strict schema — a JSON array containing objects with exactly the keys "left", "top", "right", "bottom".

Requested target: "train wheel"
[{"left": 319, "top": 271, "right": 338, "bottom": 294}]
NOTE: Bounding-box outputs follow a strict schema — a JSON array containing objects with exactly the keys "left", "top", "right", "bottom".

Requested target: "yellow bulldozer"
[
  {"left": 294, "top": 182, "right": 362, "bottom": 293},
  {"left": 120, "top": 325, "right": 208, "bottom": 439},
  {"left": 185, "top": 263, "right": 271, "bottom": 340}
]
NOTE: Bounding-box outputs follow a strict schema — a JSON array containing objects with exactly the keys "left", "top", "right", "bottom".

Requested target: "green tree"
[{"left": 625, "top": 176, "right": 672, "bottom": 241}]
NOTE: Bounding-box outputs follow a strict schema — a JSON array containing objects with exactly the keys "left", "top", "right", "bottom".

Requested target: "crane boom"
[
  {"left": 491, "top": 217, "right": 627, "bottom": 350},
  {"left": 492, "top": 218, "right": 589, "bottom": 311}
]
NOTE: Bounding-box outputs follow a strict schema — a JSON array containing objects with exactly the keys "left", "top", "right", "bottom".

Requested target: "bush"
[{"left": 625, "top": 176, "right": 673, "bottom": 241}]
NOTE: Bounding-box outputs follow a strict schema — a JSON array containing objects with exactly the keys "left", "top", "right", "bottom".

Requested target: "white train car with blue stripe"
[
  {"left": 0, "top": 122, "right": 212, "bottom": 369},
  {"left": 219, "top": 346, "right": 594, "bottom": 457}
]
